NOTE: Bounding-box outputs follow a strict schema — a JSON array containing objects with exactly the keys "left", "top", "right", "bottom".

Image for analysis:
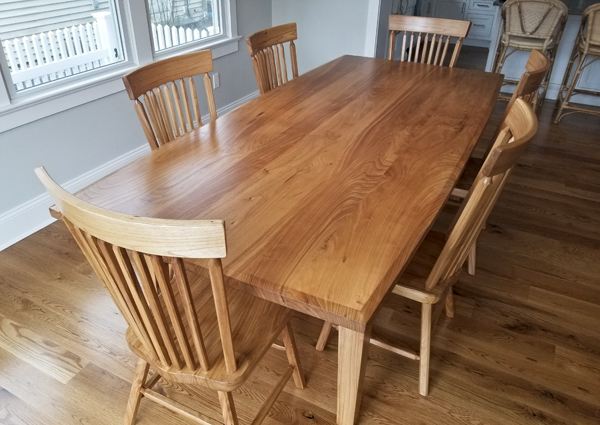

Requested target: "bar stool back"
[
  {"left": 493, "top": 0, "right": 568, "bottom": 108},
  {"left": 555, "top": 4, "right": 600, "bottom": 122}
]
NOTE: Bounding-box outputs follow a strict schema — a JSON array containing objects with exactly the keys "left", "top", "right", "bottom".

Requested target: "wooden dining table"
[{"left": 76, "top": 55, "right": 502, "bottom": 424}]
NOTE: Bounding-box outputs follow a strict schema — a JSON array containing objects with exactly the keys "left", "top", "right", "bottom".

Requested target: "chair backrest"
[
  {"left": 502, "top": 0, "right": 568, "bottom": 42},
  {"left": 246, "top": 23, "right": 299, "bottom": 94},
  {"left": 582, "top": 3, "right": 600, "bottom": 49},
  {"left": 34, "top": 167, "right": 239, "bottom": 375},
  {"left": 425, "top": 98, "right": 538, "bottom": 290},
  {"left": 122, "top": 50, "right": 217, "bottom": 150},
  {"left": 496, "top": 49, "right": 549, "bottom": 133},
  {"left": 387, "top": 15, "right": 471, "bottom": 67}
]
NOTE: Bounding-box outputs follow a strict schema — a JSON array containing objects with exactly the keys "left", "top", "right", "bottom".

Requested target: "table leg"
[{"left": 337, "top": 324, "right": 372, "bottom": 425}]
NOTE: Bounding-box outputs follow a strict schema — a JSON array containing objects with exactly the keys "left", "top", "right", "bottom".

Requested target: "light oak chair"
[
  {"left": 492, "top": 0, "right": 568, "bottom": 106},
  {"left": 316, "top": 98, "right": 538, "bottom": 396},
  {"left": 35, "top": 167, "right": 305, "bottom": 425},
  {"left": 555, "top": 3, "right": 600, "bottom": 122},
  {"left": 452, "top": 49, "right": 549, "bottom": 274},
  {"left": 246, "top": 23, "right": 298, "bottom": 95},
  {"left": 387, "top": 15, "right": 472, "bottom": 67},
  {"left": 122, "top": 50, "right": 217, "bottom": 150}
]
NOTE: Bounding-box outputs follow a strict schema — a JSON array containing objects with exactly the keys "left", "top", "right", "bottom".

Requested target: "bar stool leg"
[
  {"left": 491, "top": 36, "right": 506, "bottom": 74},
  {"left": 555, "top": 51, "right": 587, "bottom": 123},
  {"left": 494, "top": 43, "right": 510, "bottom": 74},
  {"left": 555, "top": 43, "right": 580, "bottom": 108}
]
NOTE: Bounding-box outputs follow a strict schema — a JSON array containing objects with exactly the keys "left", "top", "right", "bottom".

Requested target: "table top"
[{"left": 78, "top": 55, "right": 502, "bottom": 331}]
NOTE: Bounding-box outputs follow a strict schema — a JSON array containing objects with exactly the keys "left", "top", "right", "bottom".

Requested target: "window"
[
  {"left": 148, "top": 0, "right": 222, "bottom": 52},
  {"left": 0, "top": 0, "right": 239, "bottom": 132},
  {"left": 1, "top": 0, "right": 126, "bottom": 93}
]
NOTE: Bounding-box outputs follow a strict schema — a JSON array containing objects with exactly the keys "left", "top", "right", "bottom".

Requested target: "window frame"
[{"left": 0, "top": 0, "right": 239, "bottom": 133}]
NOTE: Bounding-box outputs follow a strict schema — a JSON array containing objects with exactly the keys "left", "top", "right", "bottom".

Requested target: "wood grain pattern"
[
  {"left": 337, "top": 326, "right": 371, "bottom": 425},
  {"left": 78, "top": 56, "right": 502, "bottom": 331},
  {"left": 318, "top": 98, "right": 539, "bottom": 397},
  {"left": 3, "top": 49, "right": 599, "bottom": 423},
  {"left": 0, "top": 313, "right": 88, "bottom": 384},
  {"left": 76, "top": 57, "right": 501, "bottom": 424}
]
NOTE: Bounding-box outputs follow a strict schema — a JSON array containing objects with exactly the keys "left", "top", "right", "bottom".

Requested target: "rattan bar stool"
[
  {"left": 492, "top": 0, "right": 568, "bottom": 109},
  {"left": 554, "top": 3, "right": 600, "bottom": 122}
]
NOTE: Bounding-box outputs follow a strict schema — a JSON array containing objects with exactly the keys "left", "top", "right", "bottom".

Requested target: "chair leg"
[
  {"left": 281, "top": 323, "right": 306, "bottom": 389},
  {"left": 493, "top": 43, "right": 509, "bottom": 74},
  {"left": 555, "top": 45, "right": 578, "bottom": 111},
  {"left": 218, "top": 391, "right": 239, "bottom": 425},
  {"left": 123, "top": 359, "right": 151, "bottom": 425},
  {"left": 445, "top": 289, "right": 455, "bottom": 318},
  {"left": 539, "top": 45, "right": 561, "bottom": 106},
  {"left": 555, "top": 51, "right": 586, "bottom": 123},
  {"left": 315, "top": 321, "right": 333, "bottom": 351},
  {"left": 419, "top": 304, "right": 433, "bottom": 396},
  {"left": 467, "top": 242, "right": 476, "bottom": 276},
  {"left": 491, "top": 37, "right": 506, "bottom": 74}
]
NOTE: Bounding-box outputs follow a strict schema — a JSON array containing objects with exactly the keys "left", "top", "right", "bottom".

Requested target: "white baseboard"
[
  {"left": 211, "top": 90, "right": 259, "bottom": 117},
  {"left": 0, "top": 144, "right": 151, "bottom": 251},
  {"left": 0, "top": 90, "right": 259, "bottom": 251}
]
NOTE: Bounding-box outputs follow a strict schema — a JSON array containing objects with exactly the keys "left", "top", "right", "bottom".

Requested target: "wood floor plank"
[
  {"left": 0, "top": 49, "right": 598, "bottom": 424},
  {"left": 0, "top": 313, "right": 88, "bottom": 384},
  {"left": 0, "top": 388, "right": 57, "bottom": 425},
  {"left": 0, "top": 276, "right": 136, "bottom": 380}
]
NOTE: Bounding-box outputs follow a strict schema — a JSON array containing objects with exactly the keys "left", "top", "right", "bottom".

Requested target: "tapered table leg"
[{"left": 337, "top": 324, "right": 372, "bottom": 425}]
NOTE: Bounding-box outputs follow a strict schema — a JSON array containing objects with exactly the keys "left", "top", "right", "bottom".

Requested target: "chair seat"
[
  {"left": 581, "top": 42, "right": 600, "bottom": 56},
  {"left": 391, "top": 230, "right": 454, "bottom": 305},
  {"left": 502, "top": 35, "right": 558, "bottom": 50},
  {"left": 126, "top": 262, "right": 293, "bottom": 392},
  {"left": 454, "top": 157, "right": 484, "bottom": 192}
]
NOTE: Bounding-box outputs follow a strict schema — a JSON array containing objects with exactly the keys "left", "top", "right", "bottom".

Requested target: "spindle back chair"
[
  {"left": 246, "top": 23, "right": 299, "bottom": 94},
  {"left": 316, "top": 98, "right": 538, "bottom": 397},
  {"left": 501, "top": 49, "right": 550, "bottom": 118},
  {"left": 35, "top": 167, "right": 305, "bottom": 425},
  {"left": 388, "top": 15, "right": 471, "bottom": 67},
  {"left": 426, "top": 98, "right": 537, "bottom": 292},
  {"left": 450, "top": 50, "right": 548, "bottom": 275},
  {"left": 123, "top": 50, "right": 217, "bottom": 150}
]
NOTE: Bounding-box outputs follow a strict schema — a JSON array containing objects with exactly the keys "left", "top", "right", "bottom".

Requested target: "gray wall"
[
  {"left": 272, "top": 0, "right": 372, "bottom": 74},
  {"left": 0, "top": 0, "right": 271, "bottom": 215}
]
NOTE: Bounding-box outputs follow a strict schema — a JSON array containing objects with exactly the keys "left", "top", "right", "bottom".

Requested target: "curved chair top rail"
[
  {"left": 34, "top": 167, "right": 226, "bottom": 258},
  {"left": 122, "top": 50, "right": 217, "bottom": 150},
  {"left": 389, "top": 14, "right": 471, "bottom": 37},
  {"left": 246, "top": 23, "right": 298, "bottom": 56},
  {"left": 123, "top": 50, "right": 214, "bottom": 100},
  {"left": 582, "top": 3, "right": 600, "bottom": 46}
]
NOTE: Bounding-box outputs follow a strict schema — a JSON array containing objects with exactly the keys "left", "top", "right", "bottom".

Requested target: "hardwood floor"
[{"left": 1, "top": 59, "right": 600, "bottom": 424}]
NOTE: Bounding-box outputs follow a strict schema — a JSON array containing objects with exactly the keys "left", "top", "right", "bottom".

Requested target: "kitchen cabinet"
[
  {"left": 434, "top": 0, "right": 467, "bottom": 20},
  {"left": 422, "top": 0, "right": 499, "bottom": 46}
]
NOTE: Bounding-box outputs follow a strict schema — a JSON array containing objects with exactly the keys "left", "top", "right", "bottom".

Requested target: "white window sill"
[{"left": 0, "top": 35, "right": 241, "bottom": 133}]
